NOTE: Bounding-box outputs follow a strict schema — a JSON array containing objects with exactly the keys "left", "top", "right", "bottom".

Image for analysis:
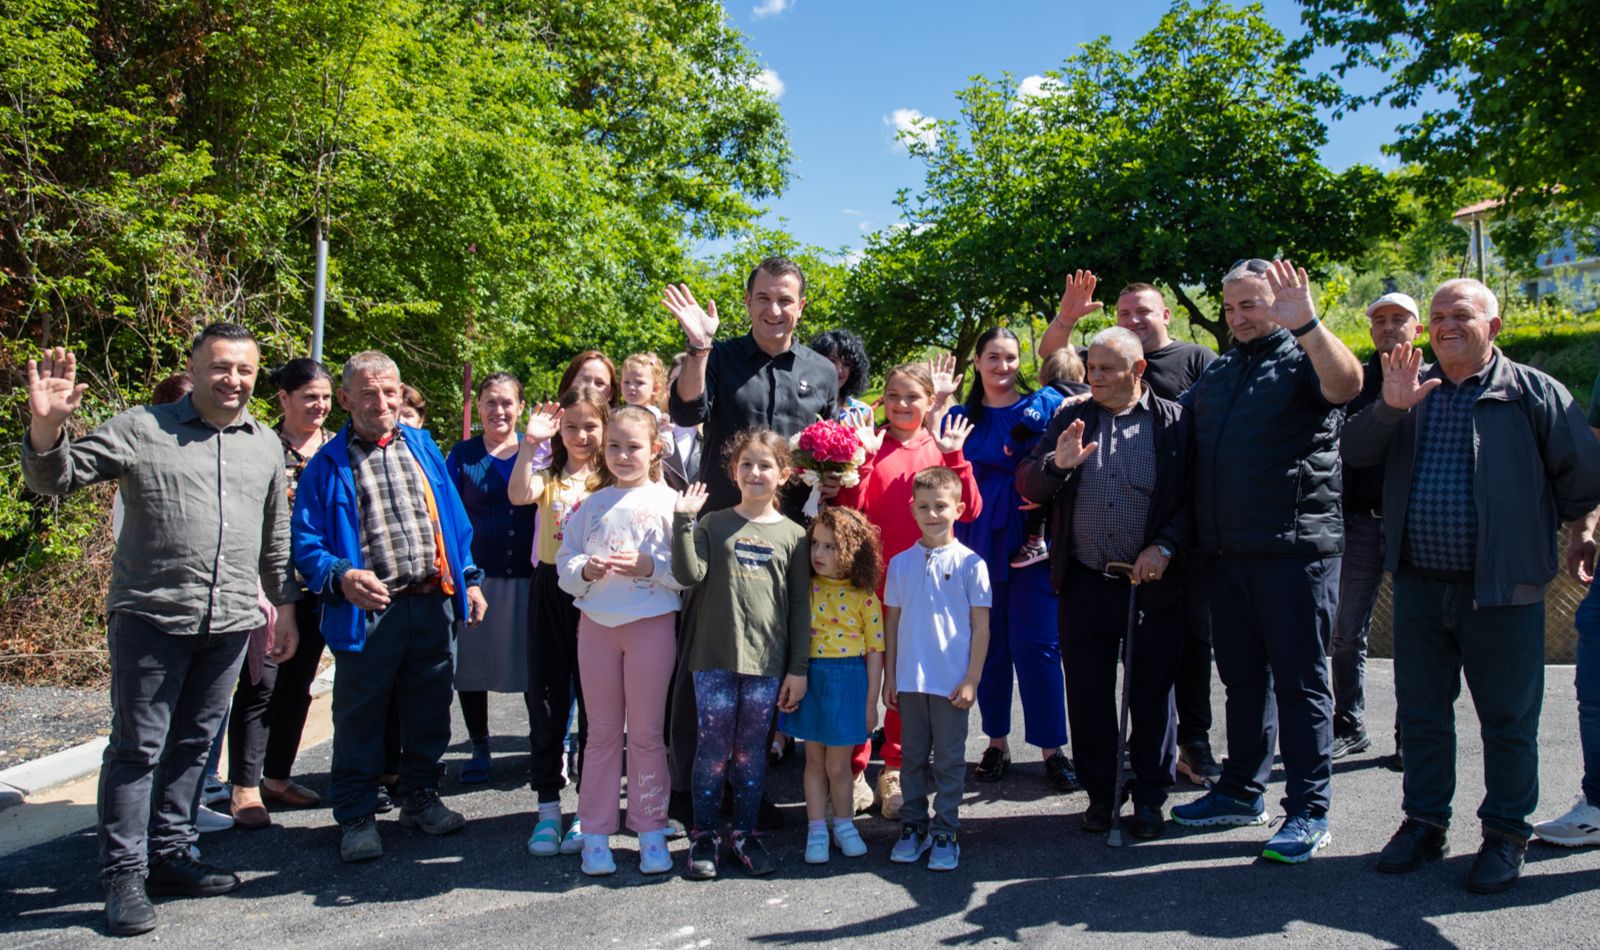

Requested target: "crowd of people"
[{"left": 20, "top": 255, "right": 1600, "bottom": 938}]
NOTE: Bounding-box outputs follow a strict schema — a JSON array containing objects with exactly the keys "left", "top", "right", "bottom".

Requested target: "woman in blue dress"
[{"left": 942, "top": 327, "right": 1076, "bottom": 791}]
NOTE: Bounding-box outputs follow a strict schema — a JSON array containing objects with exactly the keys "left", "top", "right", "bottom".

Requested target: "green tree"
[
  {"left": 1293, "top": 0, "right": 1600, "bottom": 265},
  {"left": 842, "top": 0, "right": 1398, "bottom": 364}
]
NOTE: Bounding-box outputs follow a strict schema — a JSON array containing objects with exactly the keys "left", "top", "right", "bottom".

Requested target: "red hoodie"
[{"left": 834, "top": 427, "right": 983, "bottom": 564}]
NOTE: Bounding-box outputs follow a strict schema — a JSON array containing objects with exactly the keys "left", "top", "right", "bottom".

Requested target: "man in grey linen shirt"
[{"left": 22, "top": 323, "right": 299, "bottom": 938}]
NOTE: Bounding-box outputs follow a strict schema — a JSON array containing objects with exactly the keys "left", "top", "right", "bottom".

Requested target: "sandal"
[
  {"left": 526, "top": 817, "right": 562, "bottom": 856},
  {"left": 460, "top": 742, "right": 492, "bottom": 785}
]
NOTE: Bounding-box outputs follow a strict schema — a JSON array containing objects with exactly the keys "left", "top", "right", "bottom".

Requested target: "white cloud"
[
  {"left": 841, "top": 208, "right": 864, "bottom": 217},
  {"left": 884, "top": 108, "right": 938, "bottom": 151},
  {"left": 753, "top": 0, "right": 792, "bottom": 19},
  {"left": 748, "top": 68, "right": 785, "bottom": 99},
  {"left": 1017, "top": 74, "right": 1062, "bottom": 100}
]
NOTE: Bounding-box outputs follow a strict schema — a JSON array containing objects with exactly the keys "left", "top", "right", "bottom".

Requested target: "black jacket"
[
  {"left": 1015, "top": 391, "right": 1193, "bottom": 609},
  {"left": 1341, "top": 354, "right": 1388, "bottom": 517},
  {"left": 1343, "top": 349, "right": 1600, "bottom": 606},
  {"left": 1186, "top": 327, "right": 1345, "bottom": 558}
]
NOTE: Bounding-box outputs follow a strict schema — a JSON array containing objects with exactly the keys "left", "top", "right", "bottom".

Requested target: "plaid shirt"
[
  {"left": 1070, "top": 390, "right": 1158, "bottom": 570},
  {"left": 348, "top": 429, "right": 437, "bottom": 588},
  {"left": 1402, "top": 363, "right": 1489, "bottom": 575}
]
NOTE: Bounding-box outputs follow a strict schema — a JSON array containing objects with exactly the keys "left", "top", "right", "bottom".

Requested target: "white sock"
[
  {"left": 538, "top": 801, "right": 560, "bottom": 823},
  {"left": 832, "top": 817, "right": 854, "bottom": 833}
]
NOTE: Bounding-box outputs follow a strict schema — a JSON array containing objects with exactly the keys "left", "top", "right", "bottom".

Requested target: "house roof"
[{"left": 1453, "top": 198, "right": 1504, "bottom": 219}]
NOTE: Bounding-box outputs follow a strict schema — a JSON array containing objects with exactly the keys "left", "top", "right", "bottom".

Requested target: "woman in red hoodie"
[{"left": 834, "top": 360, "right": 981, "bottom": 820}]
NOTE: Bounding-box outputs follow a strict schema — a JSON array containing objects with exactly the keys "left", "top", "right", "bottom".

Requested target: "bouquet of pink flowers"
[{"left": 789, "top": 418, "right": 867, "bottom": 488}]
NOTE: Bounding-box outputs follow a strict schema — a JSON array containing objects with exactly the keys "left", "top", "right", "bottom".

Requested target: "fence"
[{"left": 1366, "top": 523, "right": 1586, "bottom": 663}]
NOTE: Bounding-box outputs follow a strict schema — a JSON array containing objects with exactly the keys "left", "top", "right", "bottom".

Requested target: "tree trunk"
[{"left": 1169, "top": 282, "right": 1229, "bottom": 352}]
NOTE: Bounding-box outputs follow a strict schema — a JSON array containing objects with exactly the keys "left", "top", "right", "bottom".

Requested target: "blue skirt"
[{"left": 780, "top": 656, "right": 869, "bottom": 747}]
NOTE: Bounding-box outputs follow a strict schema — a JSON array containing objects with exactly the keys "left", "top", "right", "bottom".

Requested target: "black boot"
[
  {"left": 1466, "top": 830, "right": 1526, "bottom": 894},
  {"left": 104, "top": 871, "right": 157, "bottom": 936}
]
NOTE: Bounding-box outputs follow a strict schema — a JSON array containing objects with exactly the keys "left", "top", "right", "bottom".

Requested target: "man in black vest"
[{"left": 1170, "top": 259, "right": 1362, "bottom": 865}]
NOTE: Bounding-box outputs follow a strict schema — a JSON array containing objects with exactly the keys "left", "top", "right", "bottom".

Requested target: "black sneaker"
[
  {"left": 757, "top": 793, "right": 786, "bottom": 830},
  {"left": 732, "top": 833, "right": 777, "bottom": 876},
  {"left": 144, "top": 853, "right": 241, "bottom": 898},
  {"left": 1331, "top": 726, "right": 1372, "bottom": 760},
  {"left": 340, "top": 815, "right": 384, "bottom": 862},
  {"left": 1081, "top": 801, "right": 1112, "bottom": 834},
  {"left": 374, "top": 786, "right": 394, "bottom": 814},
  {"left": 1044, "top": 751, "right": 1081, "bottom": 792},
  {"left": 397, "top": 787, "right": 466, "bottom": 835},
  {"left": 685, "top": 833, "right": 719, "bottom": 880},
  {"left": 104, "top": 871, "right": 157, "bottom": 936},
  {"left": 1128, "top": 803, "right": 1165, "bottom": 840},
  {"left": 1177, "top": 740, "right": 1222, "bottom": 787},
  {"left": 974, "top": 747, "right": 1011, "bottom": 783},
  {"left": 1466, "top": 830, "right": 1526, "bottom": 894}
]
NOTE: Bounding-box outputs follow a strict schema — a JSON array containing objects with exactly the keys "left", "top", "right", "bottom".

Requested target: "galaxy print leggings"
[{"left": 691, "top": 669, "right": 780, "bottom": 836}]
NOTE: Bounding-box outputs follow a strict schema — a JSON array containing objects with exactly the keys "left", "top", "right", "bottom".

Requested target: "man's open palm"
[
  {"left": 662, "top": 284, "right": 720, "bottom": 350},
  {"left": 28, "top": 347, "right": 88, "bottom": 429}
]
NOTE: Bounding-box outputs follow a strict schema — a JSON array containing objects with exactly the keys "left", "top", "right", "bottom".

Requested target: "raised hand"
[
  {"left": 928, "top": 353, "right": 963, "bottom": 404},
  {"left": 524, "top": 401, "right": 562, "bottom": 443},
  {"left": 661, "top": 283, "right": 720, "bottom": 350},
  {"left": 1379, "top": 341, "right": 1441, "bottom": 411},
  {"left": 935, "top": 413, "right": 974, "bottom": 454},
  {"left": 1056, "top": 269, "right": 1104, "bottom": 329},
  {"left": 844, "top": 406, "right": 883, "bottom": 456},
  {"left": 1050, "top": 418, "right": 1099, "bottom": 470},
  {"left": 675, "top": 481, "right": 709, "bottom": 515},
  {"left": 1263, "top": 259, "right": 1317, "bottom": 332},
  {"left": 26, "top": 347, "right": 89, "bottom": 449}
]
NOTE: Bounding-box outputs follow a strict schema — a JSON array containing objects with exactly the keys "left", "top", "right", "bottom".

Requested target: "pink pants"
[{"left": 576, "top": 611, "right": 676, "bottom": 835}]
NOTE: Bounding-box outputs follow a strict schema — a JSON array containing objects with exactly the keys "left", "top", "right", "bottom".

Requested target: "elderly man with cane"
[{"left": 1017, "top": 326, "right": 1193, "bottom": 842}]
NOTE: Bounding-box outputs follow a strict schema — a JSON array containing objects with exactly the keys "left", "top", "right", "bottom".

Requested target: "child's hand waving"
[
  {"left": 675, "top": 482, "right": 708, "bottom": 515},
  {"left": 844, "top": 406, "right": 882, "bottom": 456},
  {"left": 525, "top": 401, "right": 562, "bottom": 443},
  {"left": 935, "top": 414, "right": 974, "bottom": 454}
]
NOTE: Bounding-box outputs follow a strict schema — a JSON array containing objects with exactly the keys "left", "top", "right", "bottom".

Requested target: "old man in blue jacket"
[{"left": 294, "top": 350, "right": 486, "bottom": 863}]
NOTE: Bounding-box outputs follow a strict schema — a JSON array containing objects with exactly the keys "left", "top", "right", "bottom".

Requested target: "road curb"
[{"left": 0, "top": 663, "right": 335, "bottom": 808}]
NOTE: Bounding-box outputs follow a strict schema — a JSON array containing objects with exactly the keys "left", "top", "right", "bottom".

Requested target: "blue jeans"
[
  {"left": 1392, "top": 570, "right": 1544, "bottom": 838},
  {"left": 1576, "top": 581, "right": 1600, "bottom": 806},
  {"left": 1331, "top": 513, "right": 1386, "bottom": 730}
]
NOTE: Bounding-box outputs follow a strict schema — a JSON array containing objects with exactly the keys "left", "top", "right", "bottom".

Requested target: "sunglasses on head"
[{"left": 1227, "top": 258, "right": 1271, "bottom": 277}]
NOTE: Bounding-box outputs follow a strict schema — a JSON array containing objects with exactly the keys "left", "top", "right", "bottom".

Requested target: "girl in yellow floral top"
[{"left": 779, "top": 507, "right": 885, "bottom": 864}]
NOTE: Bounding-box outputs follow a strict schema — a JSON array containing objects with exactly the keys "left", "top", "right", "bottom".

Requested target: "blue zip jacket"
[{"left": 291, "top": 422, "right": 483, "bottom": 651}]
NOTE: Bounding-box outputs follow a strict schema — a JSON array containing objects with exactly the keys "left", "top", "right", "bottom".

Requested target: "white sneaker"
[
  {"left": 195, "top": 804, "right": 235, "bottom": 833},
  {"left": 580, "top": 834, "right": 615, "bottom": 876},
  {"left": 201, "top": 777, "right": 229, "bottom": 806},
  {"left": 1534, "top": 795, "right": 1600, "bottom": 847},
  {"left": 638, "top": 830, "right": 672, "bottom": 874},
  {"left": 559, "top": 817, "right": 584, "bottom": 855}
]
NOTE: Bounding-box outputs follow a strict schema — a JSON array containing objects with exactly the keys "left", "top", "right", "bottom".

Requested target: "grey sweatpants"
[{"left": 898, "top": 691, "right": 969, "bottom": 835}]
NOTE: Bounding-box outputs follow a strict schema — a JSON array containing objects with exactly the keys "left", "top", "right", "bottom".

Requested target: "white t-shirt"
[{"left": 884, "top": 538, "right": 992, "bottom": 696}]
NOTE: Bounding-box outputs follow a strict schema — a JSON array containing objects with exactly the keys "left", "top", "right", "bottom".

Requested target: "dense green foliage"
[
  {"left": 1294, "top": 0, "right": 1600, "bottom": 265},
  {"left": 1, "top": 0, "right": 790, "bottom": 678},
  {"left": 840, "top": 0, "right": 1400, "bottom": 370}
]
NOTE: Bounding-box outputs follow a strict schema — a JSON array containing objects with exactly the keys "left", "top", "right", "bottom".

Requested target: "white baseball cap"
[{"left": 1366, "top": 292, "right": 1420, "bottom": 319}]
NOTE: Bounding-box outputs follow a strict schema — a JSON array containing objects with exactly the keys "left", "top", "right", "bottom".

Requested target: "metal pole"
[
  {"left": 1474, "top": 216, "right": 1486, "bottom": 284},
  {"left": 311, "top": 223, "right": 329, "bottom": 362}
]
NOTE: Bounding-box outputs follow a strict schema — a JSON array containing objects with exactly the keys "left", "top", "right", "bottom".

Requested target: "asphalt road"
[{"left": 4, "top": 660, "right": 1599, "bottom": 948}]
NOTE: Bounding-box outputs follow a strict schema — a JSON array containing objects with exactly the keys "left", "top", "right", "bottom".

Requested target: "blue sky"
[{"left": 713, "top": 0, "right": 1417, "bottom": 258}]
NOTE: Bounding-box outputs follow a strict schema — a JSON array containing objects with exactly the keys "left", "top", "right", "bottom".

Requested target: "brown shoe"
[
  {"left": 232, "top": 803, "right": 271, "bottom": 830},
  {"left": 263, "top": 780, "right": 322, "bottom": 808}
]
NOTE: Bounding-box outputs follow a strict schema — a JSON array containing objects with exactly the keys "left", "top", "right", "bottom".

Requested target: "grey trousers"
[
  {"left": 100, "top": 612, "right": 248, "bottom": 878},
  {"left": 898, "top": 691, "right": 969, "bottom": 835}
]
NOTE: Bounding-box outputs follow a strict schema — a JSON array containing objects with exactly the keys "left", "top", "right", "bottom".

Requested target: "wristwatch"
[{"left": 1155, "top": 543, "right": 1173, "bottom": 559}]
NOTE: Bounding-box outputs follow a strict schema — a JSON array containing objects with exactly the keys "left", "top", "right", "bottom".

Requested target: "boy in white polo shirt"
[{"left": 883, "top": 466, "right": 992, "bottom": 871}]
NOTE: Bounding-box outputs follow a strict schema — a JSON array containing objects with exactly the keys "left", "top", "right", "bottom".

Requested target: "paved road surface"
[{"left": 3, "top": 660, "right": 1598, "bottom": 948}]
